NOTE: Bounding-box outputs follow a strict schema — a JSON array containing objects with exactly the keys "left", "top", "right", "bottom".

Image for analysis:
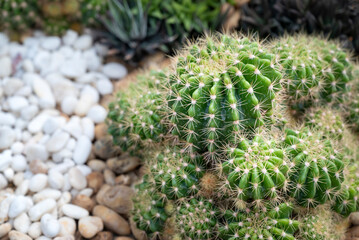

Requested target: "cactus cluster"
[{"left": 108, "top": 33, "right": 359, "bottom": 240}]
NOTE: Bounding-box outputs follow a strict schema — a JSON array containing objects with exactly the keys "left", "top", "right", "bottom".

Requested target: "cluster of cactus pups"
[
  {"left": 0, "top": 0, "right": 106, "bottom": 35},
  {"left": 107, "top": 33, "right": 359, "bottom": 239}
]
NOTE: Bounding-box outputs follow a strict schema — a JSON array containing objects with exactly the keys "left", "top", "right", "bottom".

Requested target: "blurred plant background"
[
  {"left": 239, "top": 0, "right": 359, "bottom": 56},
  {"left": 1, "top": 0, "right": 359, "bottom": 62}
]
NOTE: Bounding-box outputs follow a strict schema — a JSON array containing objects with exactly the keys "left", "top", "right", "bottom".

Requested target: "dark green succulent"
[
  {"left": 101, "top": 0, "right": 176, "bottom": 63},
  {"left": 240, "top": 0, "right": 359, "bottom": 56}
]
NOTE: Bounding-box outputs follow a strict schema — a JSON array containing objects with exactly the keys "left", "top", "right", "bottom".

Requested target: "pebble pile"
[{"left": 0, "top": 30, "right": 142, "bottom": 239}]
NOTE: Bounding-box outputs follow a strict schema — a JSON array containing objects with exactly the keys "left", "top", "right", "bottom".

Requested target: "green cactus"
[
  {"left": 108, "top": 70, "right": 167, "bottom": 153},
  {"left": 175, "top": 198, "right": 218, "bottom": 239},
  {"left": 304, "top": 108, "right": 346, "bottom": 140},
  {"left": 271, "top": 35, "right": 322, "bottom": 111},
  {"left": 219, "top": 202, "right": 299, "bottom": 240},
  {"left": 283, "top": 127, "right": 345, "bottom": 207},
  {"left": 0, "top": 0, "right": 40, "bottom": 31},
  {"left": 80, "top": 0, "right": 107, "bottom": 26},
  {"left": 167, "top": 34, "right": 283, "bottom": 156},
  {"left": 271, "top": 35, "right": 354, "bottom": 113},
  {"left": 148, "top": 147, "right": 206, "bottom": 199},
  {"left": 297, "top": 207, "right": 346, "bottom": 240},
  {"left": 221, "top": 134, "right": 291, "bottom": 207},
  {"left": 132, "top": 178, "right": 170, "bottom": 237},
  {"left": 311, "top": 38, "right": 354, "bottom": 104}
]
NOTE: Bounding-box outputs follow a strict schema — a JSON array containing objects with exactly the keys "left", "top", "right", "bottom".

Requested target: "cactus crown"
[
  {"left": 221, "top": 134, "right": 290, "bottom": 207},
  {"left": 167, "top": 33, "right": 282, "bottom": 156},
  {"left": 108, "top": 70, "right": 167, "bottom": 153}
]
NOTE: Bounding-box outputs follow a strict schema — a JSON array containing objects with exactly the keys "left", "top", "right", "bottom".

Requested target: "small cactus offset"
[
  {"left": 304, "top": 108, "right": 346, "bottom": 140},
  {"left": 132, "top": 179, "right": 170, "bottom": 238},
  {"left": 297, "top": 207, "right": 346, "bottom": 240},
  {"left": 221, "top": 134, "right": 290, "bottom": 207},
  {"left": 148, "top": 147, "right": 206, "bottom": 200},
  {"left": 283, "top": 127, "right": 345, "bottom": 207},
  {"left": 167, "top": 34, "right": 282, "bottom": 156},
  {"left": 270, "top": 35, "right": 322, "bottom": 111},
  {"left": 219, "top": 202, "right": 299, "bottom": 240},
  {"left": 271, "top": 35, "right": 355, "bottom": 113},
  {"left": 108, "top": 70, "right": 167, "bottom": 153},
  {"left": 175, "top": 198, "right": 218, "bottom": 240},
  {"left": 310, "top": 38, "right": 354, "bottom": 104},
  {"left": 107, "top": 33, "right": 359, "bottom": 240}
]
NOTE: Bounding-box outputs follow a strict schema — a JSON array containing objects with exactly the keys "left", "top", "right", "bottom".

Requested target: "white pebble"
[
  {"left": 96, "top": 78, "right": 113, "bottom": 95},
  {"left": 33, "top": 189, "right": 62, "bottom": 203},
  {"left": 11, "top": 142, "right": 24, "bottom": 155},
  {"left": 61, "top": 204, "right": 89, "bottom": 219},
  {"left": 68, "top": 167, "right": 87, "bottom": 190},
  {"left": 58, "top": 217, "right": 76, "bottom": 236},
  {"left": 11, "top": 155, "right": 27, "bottom": 172},
  {"left": 29, "top": 174, "right": 48, "bottom": 193},
  {"left": 60, "top": 96, "right": 77, "bottom": 115},
  {"left": 86, "top": 105, "right": 107, "bottom": 124},
  {"left": 21, "top": 105, "right": 39, "bottom": 121},
  {"left": 0, "top": 112, "right": 16, "bottom": 125},
  {"left": 42, "top": 117, "right": 59, "bottom": 135},
  {"left": 28, "top": 198, "right": 57, "bottom": 221},
  {"left": 62, "top": 30, "right": 78, "bottom": 46},
  {"left": 25, "top": 144, "right": 49, "bottom": 162},
  {"left": 48, "top": 170, "right": 65, "bottom": 190},
  {"left": 14, "top": 212, "right": 31, "bottom": 233},
  {"left": 41, "top": 36, "right": 61, "bottom": 51},
  {"left": 0, "top": 126, "right": 16, "bottom": 150},
  {"left": 0, "top": 195, "right": 14, "bottom": 223},
  {"left": 3, "top": 168, "right": 14, "bottom": 181},
  {"left": 32, "top": 75, "right": 56, "bottom": 108},
  {"left": 102, "top": 62, "right": 127, "bottom": 79},
  {"left": 0, "top": 57, "right": 11, "bottom": 77},
  {"left": 41, "top": 214, "right": 60, "bottom": 238},
  {"left": 28, "top": 222, "right": 42, "bottom": 239},
  {"left": 8, "top": 196, "right": 29, "bottom": 218},
  {"left": 73, "top": 35, "right": 92, "bottom": 50},
  {"left": 81, "top": 117, "right": 95, "bottom": 140},
  {"left": 0, "top": 223, "right": 11, "bottom": 238},
  {"left": 76, "top": 165, "right": 92, "bottom": 176},
  {"left": 15, "top": 179, "right": 29, "bottom": 196},
  {"left": 7, "top": 96, "right": 29, "bottom": 112},
  {"left": 73, "top": 136, "right": 91, "bottom": 165},
  {"left": 46, "top": 130, "right": 70, "bottom": 153}
]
